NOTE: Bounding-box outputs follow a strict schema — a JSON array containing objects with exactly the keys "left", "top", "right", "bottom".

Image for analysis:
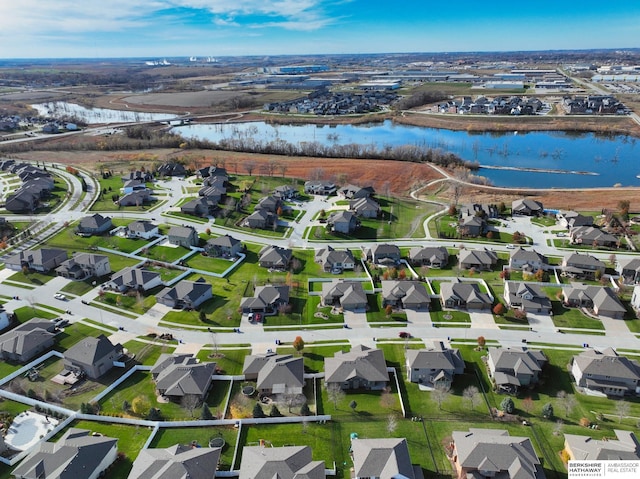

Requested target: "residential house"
[
  {"left": 458, "top": 248, "right": 498, "bottom": 271},
  {"left": 327, "top": 210, "right": 359, "bottom": 234},
  {"left": 63, "top": 334, "right": 123, "bottom": 379},
  {"left": 197, "top": 165, "right": 227, "bottom": 179},
  {"left": 618, "top": 258, "right": 640, "bottom": 284},
  {"left": 243, "top": 351, "right": 304, "bottom": 395},
  {"left": 243, "top": 209, "right": 276, "bottom": 229},
  {"left": 562, "top": 285, "right": 626, "bottom": 319},
  {"left": 128, "top": 444, "right": 221, "bottom": 479},
  {"left": 156, "top": 278, "right": 213, "bottom": 310},
  {"left": 451, "top": 428, "right": 545, "bottom": 479},
  {"left": 273, "top": 185, "right": 298, "bottom": 200},
  {"left": 180, "top": 197, "right": 219, "bottom": 217},
  {"left": 409, "top": 246, "right": 449, "bottom": 268},
  {"left": 77, "top": 213, "right": 113, "bottom": 236},
  {"left": 240, "top": 285, "right": 290, "bottom": 315},
  {"left": 557, "top": 210, "right": 594, "bottom": 229},
  {"left": 12, "top": 428, "right": 118, "bottom": 479},
  {"left": 512, "top": 198, "right": 544, "bottom": 216},
  {"left": 338, "top": 184, "right": 374, "bottom": 199},
  {"left": 5, "top": 189, "right": 39, "bottom": 213},
  {"left": 157, "top": 162, "right": 187, "bottom": 177},
  {"left": 0, "top": 318, "right": 56, "bottom": 363},
  {"left": 459, "top": 203, "right": 499, "bottom": 219},
  {"left": 120, "top": 179, "right": 147, "bottom": 194},
  {"left": 367, "top": 243, "right": 401, "bottom": 265},
  {"left": 304, "top": 180, "right": 336, "bottom": 195},
  {"left": 197, "top": 184, "right": 225, "bottom": 200},
  {"left": 440, "top": 280, "right": 493, "bottom": 310},
  {"left": 508, "top": 247, "right": 549, "bottom": 272},
  {"left": 255, "top": 195, "right": 282, "bottom": 214},
  {"left": 381, "top": 281, "right": 431, "bottom": 310},
  {"left": 324, "top": 344, "right": 389, "bottom": 390},
  {"left": 258, "top": 245, "right": 292, "bottom": 270},
  {"left": 315, "top": 246, "right": 356, "bottom": 273},
  {"left": 321, "top": 280, "right": 368, "bottom": 311},
  {"left": 121, "top": 170, "right": 154, "bottom": 183},
  {"left": 167, "top": 225, "right": 199, "bottom": 248},
  {"left": 504, "top": 281, "right": 552, "bottom": 314},
  {"left": 570, "top": 226, "right": 618, "bottom": 248},
  {"left": 632, "top": 285, "right": 640, "bottom": 311},
  {"left": 240, "top": 445, "right": 325, "bottom": 479},
  {"left": 205, "top": 234, "right": 242, "bottom": 258},
  {"left": 564, "top": 430, "right": 640, "bottom": 461},
  {"left": 406, "top": 341, "right": 464, "bottom": 389},
  {"left": 487, "top": 347, "right": 547, "bottom": 393},
  {"left": 458, "top": 213, "right": 485, "bottom": 237},
  {"left": 104, "top": 266, "right": 162, "bottom": 292},
  {"left": 56, "top": 253, "right": 111, "bottom": 280},
  {"left": 4, "top": 248, "right": 68, "bottom": 272},
  {"left": 349, "top": 197, "right": 380, "bottom": 218},
  {"left": 571, "top": 348, "right": 640, "bottom": 397},
  {"left": 126, "top": 220, "right": 158, "bottom": 239},
  {"left": 562, "top": 252, "right": 605, "bottom": 280},
  {"left": 351, "top": 437, "right": 418, "bottom": 479},
  {"left": 151, "top": 353, "right": 216, "bottom": 402}
]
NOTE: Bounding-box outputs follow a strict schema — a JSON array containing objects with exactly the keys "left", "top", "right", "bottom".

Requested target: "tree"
[
  {"left": 386, "top": 414, "right": 398, "bottom": 434},
  {"left": 122, "top": 400, "right": 131, "bottom": 412},
  {"left": 300, "top": 403, "right": 311, "bottom": 416},
  {"left": 252, "top": 403, "right": 266, "bottom": 418},
  {"left": 557, "top": 390, "right": 577, "bottom": 417},
  {"left": 147, "top": 407, "right": 163, "bottom": 421},
  {"left": 522, "top": 397, "right": 534, "bottom": 415},
  {"left": 477, "top": 336, "right": 486, "bottom": 349},
  {"left": 462, "top": 386, "right": 481, "bottom": 411},
  {"left": 269, "top": 404, "right": 282, "bottom": 417},
  {"left": 181, "top": 394, "right": 202, "bottom": 418},
  {"left": 542, "top": 402, "right": 554, "bottom": 419},
  {"left": 432, "top": 384, "right": 450, "bottom": 410},
  {"left": 199, "top": 310, "right": 207, "bottom": 323},
  {"left": 513, "top": 309, "right": 527, "bottom": 321},
  {"left": 293, "top": 336, "right": 305, "bottom": 355},
  {"left": 201, "top": 404, "right": 213, "bottom": 420},
  {"left": 384, "top": 304, "right": 393, "bottom": 318},
  {"left": 131, "top": 396, "right": 151, "bottom": 417},
  {"left": 615, "top": 400, "right": 631, "bottom": 423},
  {"left": 244, "top": 160, "right": 257, "bottom": 176},
  {"left": 349, "top": 400, "right": 357, "bottom": 412},
  {"left": 500, "top": 397, "right": 515, "bottom": 414},
  {"left": 380, "top": 388, "right": 396, "bottom": 409},
  {"left": 493, "top": 303, "right": 506, "bottom": 316},
  {"left": 326, "top": 383, "right": 345, "bottom": 410}
]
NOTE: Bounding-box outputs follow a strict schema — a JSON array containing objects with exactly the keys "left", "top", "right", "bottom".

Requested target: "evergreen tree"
[{"left": 253, "top": 403, "right": 266, "bottom": 418}]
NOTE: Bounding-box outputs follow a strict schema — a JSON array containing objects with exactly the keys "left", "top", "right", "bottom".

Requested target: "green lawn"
[
  {"left": 549, "top": 301, "right": 605, "bottom": 330},
  {"left": 96, "top": 291, "right": 156, "bottom": 315},
  {"left": 142, "top": 244, "right": 193, "bottom": 263},
  {"left": 185, "top": 252, "right": 237, "bottom": 273},
  {"left": 13, "top": 306, "right": 57, "bottom": 323},
  {"left": 54, "top": 322, "right": 110, "bottom": 351},
  {"left": 122, "top": 340, "right": 176, "bottom": 365},
  {"left": 6, "top": 270, "right": 55, "bottom": 286},
  {"left": 196, "top": 348, "right": 251, "bottom": 375}
]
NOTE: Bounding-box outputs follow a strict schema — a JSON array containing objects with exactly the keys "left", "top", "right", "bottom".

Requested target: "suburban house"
[
  {"left": 5, "top": 189, "right": 40, "bottom": 213},
  {"left": 4, "top": 247, "right": 68, "bottom": 272},
  {"left": 351, "top": 437, "right": 419, "bottom": 479},
  {"left": 562, "top": 252, "right": 606, "bottom": 280},
  {"left": 321, "top": 280, "right": 368, "bottom": 311},
  {"left": 157, "top": 162, "right": 186, "bottom": 177},
  {"left": 126, "top": 220, "right": 159, "bottom": 239},
  {"left": 121, "top": 170, "right": 153, "bottom": 183},
  {"left": 12, "top": 428, "right": 118, "bottom": 479},
  {"left": 55, "top": 253, "right": 111, "bottom": 280},
  {"left": 198, "top": 165, "right": 227, "bottom": 179},
  {"left": 151, "top": 353, "right": 216, "bottom": 402},
  {"left": 487, "top": 347, "right": 547, "bottom": 393},
  {"left": 63, "top": 334, "right": 124, "bottom": 379},
  {"left": 564, "top": 430, "right": 640, "bottom": 461},
  {"left": 327, "top": 210, "right": 359, "bottom": 234},
  {"left": 0, "top": 318, "right": 56, "bottom": 363},
  {"left": 405, "top": 341, "right": 465, "bottom": 390},
  {"left": 304, "top": 180, "right": 336, "bottom": 195},
  {"left": 562, "top": 285, "right": 626, "bottom": 319},
  {"left": 240, "top": 285, "right": 290, "bottom": 315},
  {"left": 458, "top": 213, "right": 485, "bottom": 237},
  {"left": 508, "top": 247, "right": 549, "bottom": 272},
  {"left": 243, "top": 351, "right": 304, "bottom": 395},
  {"left": 167, "top": 225, "right": 199, "bottom": 248},
  {"left": 460, "top": 203, "right": 499, "bottom": 219},
  {"left": 118, "top": 189, "right": 152, "bottom": 207},
  {"left": 104, "top": 266, "right": 162, "bottom": 292},
  {"left": 381, "top": 280, "right": 431, "bottom": 310},
  {"left": 240, "top": 445, "right": 325, "bottom": 479},
  {"left": 338, "top": 184, "right": 374, "bottom": 199},
  {"left": 205, "top": 234, "right": 242, "bottom": 258},
  {"left": 504, "top": 281, "right": 552, "bottom": 314},
  {"left": 243, "top": 209, "right": 276, "bottom": 229},
  {"left": 315, "top": 246, "right": 356, "bottom": 273},
  {"left": 557, "top": 210, "right": 594, "bottom": 229},
  {"left": 451, "top": 428, "right": 544, "bottom": 479},
  {"left": 512, "top": 198, "right": 544, "bottom": 216},
  {"left": 349, "top": 197, "right": 380, "bottom": 218},
  {"left": 156, "top": 278, "right": 213, "bottom": 310},
  {"left": 458, "top": 248, "right": 498, "bottom": 270},
  {"left": 409, "top": 246, "right": 449, "bottom": 268},
  {"left": 181, "top": 197, "right": 219, "bottom": 217},
  {"left": 367, "top": 243, "right": 401, "bottom": 265},
  {"left": 570, "top": 348, "right": 640, "bottom": 397},
  {"left": 618, "top": 258, "right": 640, "bottom": 284},
  {"left": 197, "top": 185, "right": 225, "bottom": 200},
  {"left": 128, "top": 444, "right": 222, "bottom": 479},
  {"left": 255, "top": 195, "right": 282, "bottom": 213},
  {"left": 570, "top": 226, "right": 618, "bottom": 248},
  {"left": 258, "top": 245, "right": 292, "bottom": 270},
  {"left": 273, "top": 184, "right": 298, "bottom": 200},
  {"left": 77, "top": 213, "right": 113, "bottom": 236},
  {"left": 440, "top": 280, "right": 493, "bottom": 310},
  {"left": 324, "top": 344, "right": 389, "bottom": 390}
]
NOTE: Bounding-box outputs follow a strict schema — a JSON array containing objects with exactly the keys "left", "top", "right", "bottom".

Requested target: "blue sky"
[{"left": 0, "top": 1, "right": 638, "bottom": 59}]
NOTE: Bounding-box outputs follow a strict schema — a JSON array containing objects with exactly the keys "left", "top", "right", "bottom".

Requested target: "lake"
[
  {"left": 31, "top": 101, "right": 179, "bottom": 124},
  {"left": 175, "top": 120, "right": 640, "bottom": 188}
]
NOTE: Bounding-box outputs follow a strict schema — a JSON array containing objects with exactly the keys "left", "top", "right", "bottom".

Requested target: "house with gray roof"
[
  {"left": 350, "top": 197, "right": 380, "bottom": 218},
  {"left": 487, "top": 347, "right": 547, "bottom": 393},
  {"left": 157, "top": 162, "right": 186, "bottom": 177},
  {"left": 55, "top": 253, "right": 111, "bottom": 280},
  {"left": 126, "top": 220, "right": 158, "bottom": 239},
  {"left": 504, "top": 281, "right": 552, "bottom": 314},
  {"left": 458, "top": 213, "right": 485, "bottom": 237},
  {"left": 382, "top": 281, "right": 431, "bottom": 310},
  {"left": 571, "top": 348, "right": 640, "bottom": 397},
  {"left": 128, "top": 443, "right": 222, "bottom": 479},
  {"left": 367, "top": 243, "right": 401, "bottom": 265},
  {"left": 325, "top": 344, "right": 389, "bottom": 391},
  {"left": 12, "top": 428, "right": 118, "bottom": 479},
  {"left": 409, "top": 246, "right": 449, "bottom": 268},
  {"left": 452, "top": 428, "right": 545, "bottom": 479},
  {"left": 512, "top": 198, "right": 544, "bottom": 216},
  {"left": 273, "top": 184, "right": 298, "bottom": 200},
  {"left": 205, "top": 234, "right": 242, "bottom": 258},
  {"left": 617, "top": 258, "right": 640, "bottom": 284},
  {"left": 338, "top": 184, "right": 374, "bottom": 199},
  {"left": 0, "top": 318, "right": 56, "bottom": 363},
  {"left": 4, "top": 247, "right": 68, "bottom": 272},
  {"left": 180, "top": 196, "right": 219, "bottom": 217},
  {"left": 562, "top": 285, "right": 626, "bottom": 319},
  {"left": 156, "top": 278, "right": 213, "bottom": 310},
  {"left": 562, "top": 252, "right": 605, "bottom": 280},
  {"left": 327, "top": 210, "right": 359, "bottom": 234},
  {"left": 243, "top": 352, "right": 304, "bottom": 395},
  {"left": 406, "top": 341, "right": 464, "bottom": 390},
  {"left": 104, "top": 266, "right": 162, "bottom": 293},
  {"left": 63, "top": 334, "right": 123, "bottom": 379},
  {"left": 351, "top": 437, "right": 419, "bottom": 479},
  {"left": 255, "top": 195, "right": 283, "bottom": 214},
  {"left": 557, "top": 210, "right": 594, "bottom": 229},
  {"left": 168, "top": 225, "right": 199, "bottom": 247},
  {"left": 243, "top": 209, "right": 276, "bottom": 229},
  {"left": 240, "top": 285, "right": 290, "bottom": 315},
  {"left": 458, "top": 248, "right": 498, "bottom": 271},
  {"left": 151, "top": 353, "right": 216, "bottom": 402},
  {"left": 77, "top": 213, "right": 113, "bottom": 236},
  {"left": 315, "top": 246, "right": 356, "bottom": 273},
  {"left": 508, "top": 247, "right": 549, "bottom": 272},
  {"left": 440, "top": 280, "right": 492, "bottom": 310},
  {"left": 321, "top": 280, "right": 368, "bottom": 311},
  {"left": 304, "top": 180, "right": 336, "bottom": 196},
  {"left": 258, "top": 245, "right": 292, "bottom": 270},
  {"left": 240, "top": 445, "right": 325, "bottom": 479},
  {"left": 118, "top": 189, "right": 152, "bottom": 207},
  {"left": 570, "top": 225, "right": 618, "bottom": 248},
  {"left": 198, "top": 165, "right": 227, "bottom": 179},
  {"left": 564, "top": 430, "right": 640, "bottom": 461}
]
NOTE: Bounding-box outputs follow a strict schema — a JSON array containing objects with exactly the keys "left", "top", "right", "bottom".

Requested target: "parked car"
[
  {"left": 54, "top": 293, "right": 66, "bottom": 300},
  {"left": 399, "top": 331, "right": 412, "bottom": 338}
]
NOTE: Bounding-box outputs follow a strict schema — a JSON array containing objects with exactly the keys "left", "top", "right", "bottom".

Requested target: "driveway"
[
  {"left": 405, "top": 309, "right": 432, "bottom": 326},
  {"left": 343, "top": 310, "right": 368, "bottom": 328},
  {"left": 526, "top": 312, "right": 556, "bottom": 332},
  {"left": 469, "top": 311, "right": 498, "bottom": 329}
]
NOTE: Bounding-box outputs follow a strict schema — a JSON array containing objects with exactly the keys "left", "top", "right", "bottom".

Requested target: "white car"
[
  {"left": 506, "top": 244, "right": 515, "bottom": 249},
  {"left": 54, "top": 293, "right": 66, "bottom": 300}
]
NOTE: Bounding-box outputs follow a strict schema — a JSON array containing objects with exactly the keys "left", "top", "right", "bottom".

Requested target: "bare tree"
[
  {"left": 386, "top": 414, "right": 398, "bottom": 434},
  {"left": 326, "top": 383, "right": 345, "bottom": 410},
  {"left": 278, "top": 162, "right": 288, "bottom": 177},
  {"left": 556, "top": 390, "right": 577, "bottom": 418},
  {"left": 310, "top": 167, "right": 325, "bottom": 181},
  {"left": 280, "top": 393, "right": 305, "bottom": 413},
  {"left": 267, "top": 159, "right": 278, "bottom": 177},
  {"left": 244, "top": 160, "right": 257, "bottom": 176},
  {"left": 431, "top": 383, "right": 450, "bottom": 410},
  {"left": 553, "top": 419, "right": 564, "bottom": 436},
  {"left": 181, "top": 394, "right": 201, "bottom": 418},
  {"left": 462, "top": 386, "right": 481, "bottom": 411},
  {"left": 615, "top": 400, "right": 631, "bottom": 423}
]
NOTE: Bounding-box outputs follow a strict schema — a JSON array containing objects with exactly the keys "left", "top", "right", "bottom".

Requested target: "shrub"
[
  {"left": 269, "top": 405, "right": 282, "bottom": 417},
  {"left": 253, "top": 403, "right": 266, "bottom": 418},
  {"left": 542, "top": 402, "right": 554, "bottom": 419},
  {"left": 580, "top": 417, "right": 591, "bottom": 427},
  {"left": 500, "top": 397, "right": 515, "bottom": 414}
]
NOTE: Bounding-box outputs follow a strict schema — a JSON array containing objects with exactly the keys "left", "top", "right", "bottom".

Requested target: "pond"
[
  {"left": 174, "top": 120, "right": 640, "bottom": 188},
  {"left": 31, "top": 101, "right": 180, "bottom": 124}
]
